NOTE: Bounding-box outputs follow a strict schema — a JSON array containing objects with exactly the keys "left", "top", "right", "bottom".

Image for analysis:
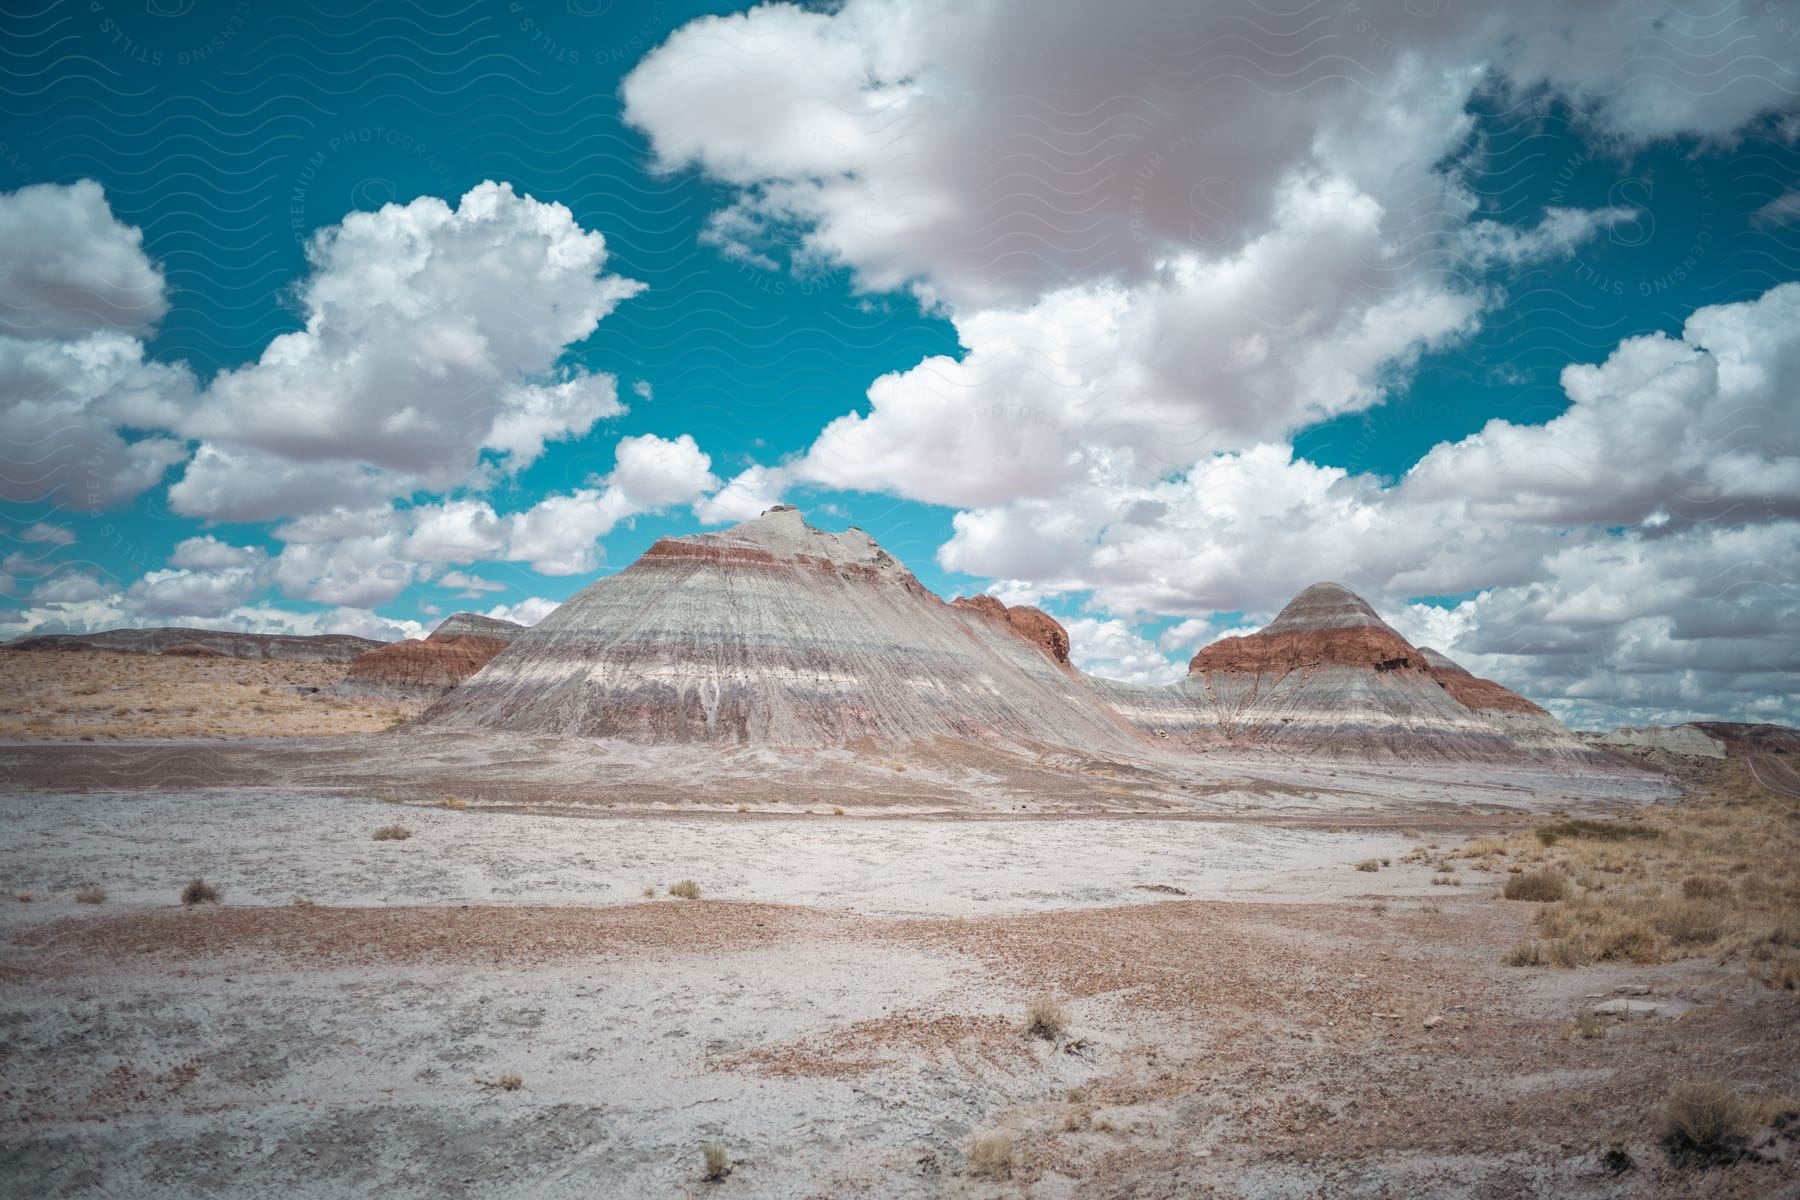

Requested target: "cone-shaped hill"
[
  {"left": 1094, "top": 583, "right": 1605, "bottom": 762},
  {"left": 420, "top": 511, "right": 1603, "bottom": 764},
  {"left": 418, "top": 507, "right": 1142, "bottom": 750}
]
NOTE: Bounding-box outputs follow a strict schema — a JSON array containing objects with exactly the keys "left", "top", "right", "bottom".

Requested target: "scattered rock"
[{"left": 1592, "top": 998, "right": 1670, "bottom": 1020}]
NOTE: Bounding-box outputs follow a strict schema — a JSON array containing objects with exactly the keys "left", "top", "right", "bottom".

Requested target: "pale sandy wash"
[{"left": 0, "top": 791, "right": 1438, "bottom": 924}]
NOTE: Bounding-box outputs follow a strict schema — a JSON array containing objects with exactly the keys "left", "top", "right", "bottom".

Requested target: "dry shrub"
[
  {"left": 1025, "top": 995, "right": 1070, "bottom": 1040},
  {"left": 372, "top": 824, "right": 411, "bottom": 841},
  {"left": 1503, "top": 869, "right": 1569, "bottom": 902},
  {"left": 1568, "top": 1010, "right": 1607, "bottom": 1040},
  {"left": 1681, "top": 875, "right": 1730, "bottom": 899},
  {"left": 180, "top": 878, "right": 219, "bottom": 905},
  {"left": 668, "top": 879, "right": 701, "bottom": 900},
  {"left": 437, "top": 795, "right": 468, "bottom": 810},
  {"left": 496, "top": 1073, "right": 522, "bottom": 1091},
  {"left": 701, "top": 1142, "right": 730, "bottom": 1181},
  {"left": 1661, "top": 1079, "right": 1759, "bottom": 1165},
  {"left": 1355, "top": 858, "right": 1380, "bottom": 872},
  {"left": 967, "top": 1133, "right": 1015, "bottom": 1179},
  {"left": 75, "top": 884, "right": 106, "bottom": 904}
]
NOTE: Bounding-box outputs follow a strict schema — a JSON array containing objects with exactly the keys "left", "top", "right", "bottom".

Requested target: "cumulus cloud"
[
  {"left": 19, "top": 522, "right": 75, "bottom": 546},
  {"left": 624, "top": 2, "right": 1800, "bottom": 722},
  {"left": 1063, "top": 617, "right": 1189, "bottom": 686},
  {"left": 0, "top": 182, "right": 193, "bottom": 509},
  {"left": 486, "top": 596, "right": 560, "bottom": 626},
  {"left": 694, "top": 465, "right": 788, "bottom": 525},
  {"left": 626, "top": 0, "right": 1797, "bottom": 513},
  {"left": 170, "top": 181, "right": 644, "bottom": 519},
  {"left": 604, "top": 433, "right": 717, "bottom": 507},
  {"left": 437, "top": 569, "right": 505, "bottom": 596}
]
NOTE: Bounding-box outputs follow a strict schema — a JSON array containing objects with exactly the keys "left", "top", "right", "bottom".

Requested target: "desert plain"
[{"left": 1, "top": 640, "right": 1797, "bottom": 1200}]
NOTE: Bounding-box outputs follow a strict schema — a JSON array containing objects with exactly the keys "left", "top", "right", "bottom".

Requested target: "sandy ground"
[
  {"left": 0, "top": 649, "right": 420, "bottom": 738},
  {"left": 0, "top": 793, "right": 1443, "bottom": 921},
  {"left": 1, "top": 783, "right": 1794, "bottom": 1198}
]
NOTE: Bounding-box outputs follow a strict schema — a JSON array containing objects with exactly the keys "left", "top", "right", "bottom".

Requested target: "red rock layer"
[
  {"left": 1189, "top": 583, "right": 1425, "bottom": 677},
  {"left": 1416, "top": 647, "right": 1548, "bottom": 715},
  {"left": 342, "top": 634, "right": 512, "bottom": 696},
  {"left": 950, "top": 595, "right": 1071, "bottom": 666},
  {"left": 339, "top": 612, "right": 527, "bottom": 699}
]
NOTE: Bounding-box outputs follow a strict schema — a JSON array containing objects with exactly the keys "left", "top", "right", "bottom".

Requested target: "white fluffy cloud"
[
  {"left": 0, "top": 182, "right": 192, "bottom": 509},
  {"left": 624, "top": 1, "right": 1800, "bottom": 723},
  {"left": 485, "top": 596, "right": 560, "bottom": 626},
  {"left": 169, "top": 181, "right": 643, "bottom": 520},
  {"left": 627, "top": 0, "right": 1796, "bottom": 506},
  {"left": 19, "top": 522, "right": 75, "bottom": 546},
  {"left": 695, "top": 465, "right": 788, "bottom": 525},
  {"left": 1062, "top": 617, "right": 1188, "bottom": 686}
]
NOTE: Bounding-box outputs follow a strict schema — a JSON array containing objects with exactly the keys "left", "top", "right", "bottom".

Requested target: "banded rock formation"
[
  {"left": 339, "top": 612, "right": 526, "bottom": 700},
  {"left": 4, "top": 627, "right": 383, "bottom": 662},
  {"left": 420, "top": 506, "right": 1138, "bottom": 750},
  {"left": 948, "top": 594, "right": 1072, "bottom": 667},
  {"left": 420, "top": 513, "right": 1600, "bottom": 763},
  {"left": 1097, "top": 583, "right": 1602, "bottom": 762}
]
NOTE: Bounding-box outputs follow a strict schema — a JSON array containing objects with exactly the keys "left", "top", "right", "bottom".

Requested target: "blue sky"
[{"left": 2, "top": 0, "right": 1798, "bottom": 728}]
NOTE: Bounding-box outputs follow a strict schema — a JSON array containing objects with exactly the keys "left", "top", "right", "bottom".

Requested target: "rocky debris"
[
  {"left": 420, "top": 507, "right": 1143, "bottom": 750},
  {"left": 337, "top": 613, "right": 525, "bottom": 701},
  {"left": 1591, "top": 998, "right": 1674, "bottom": 1020},
  {"left": 4, "top": 627, "right": 384, "bottom": 662},
  {"left": 1595, "top": 724, "right": 1727, "bottom": 759},
  {"left": 949, "top": 595, "right": 1071, "bottom": 666}
]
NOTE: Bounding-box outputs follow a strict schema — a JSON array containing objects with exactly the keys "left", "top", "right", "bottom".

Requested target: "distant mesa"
[
  {"left": 3, "top": 626, "right": 382, "bottom": 663},
  {"left": 418, "top": 508, "right": 1607, "bottom": 765},
  {"left": 338, "top": 612, "right": 526, "bottom": 701}
]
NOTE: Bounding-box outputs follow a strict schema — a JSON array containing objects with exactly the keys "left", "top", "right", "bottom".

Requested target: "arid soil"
[
  {"left": 0, "top": 764, "right": 1794, "bottom": 1198},
  {"left": 0, "top": 649, "right": 422, "bottom": 738}
]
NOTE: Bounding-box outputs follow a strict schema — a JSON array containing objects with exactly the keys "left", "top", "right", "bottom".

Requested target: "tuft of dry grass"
[
  {"left": 372, "top": 824, "right": 411, "bottom": 841},
  {"left": 701, "top": 1142, "right": 730, "bottom": 1182},
  {"left": 437, "top": 795, "right": 468, "bottom": 810},
  {"left": 75, "top": 884, "right": 107, "bottom": 904},
  {"left": 496, "top": 1073, "right": 522, "bottom": 1091},
  {"left": 967, "top": 1132, "right": 1015, "bottom": 1179},
  {"left": 1657, "top": 1079, "right": 1797, "bottom": 1165},
  {"left": 1503, "top": 869, "right": 1569, "bottom": 902},
  {"left": 1567, "top": 1010, "right": 1607, "bottom": 1040},
  {"left": 1355, "top": 858, "right": 1381, "bottom": 872},
  {"left": 180, "top": 878, "right": 219, "bottom": 905},
  {"left": 1025, "top": 995, "right": 1069, "bottom": 1040},
  {"left": 668, "top": 879, "right": 701, "bottom": 900}
]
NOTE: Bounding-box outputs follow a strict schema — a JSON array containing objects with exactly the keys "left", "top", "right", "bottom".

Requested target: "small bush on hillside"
[
  {"left": 967, "top": 1133, "right": 1015, "bottom": 1179},
  {"left": 669, "top": 879, "right": 701, "bottom": 900},
  {"left": 701, "top": 1142, "right": 730, "bottom": 1181},
  {"left": 1355, "top": 858, "right": 1380, "bottom": 872},
  {"left": 1026, "top": 995, "right": 1069, "bottom": 1040},
  {"left": 75, "top": 884, "right": 106, "bottom": 904},
  {"left": 181, "top": 878, "right": 219, "bottom": 905},
  {"left": 372, "top": 824, "right": 411, "bottom": 841}
]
